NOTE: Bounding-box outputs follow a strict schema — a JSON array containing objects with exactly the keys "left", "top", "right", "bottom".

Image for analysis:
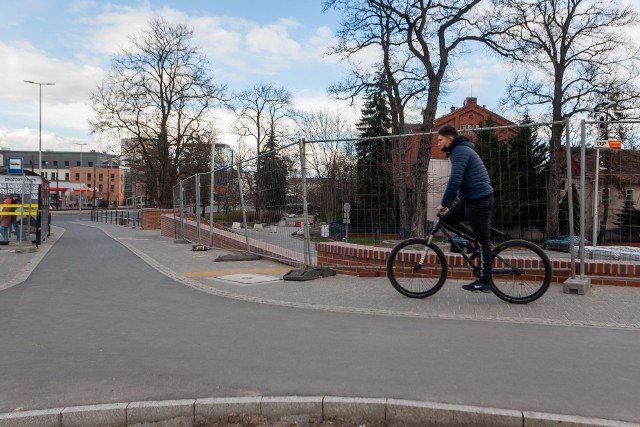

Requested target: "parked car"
[
  {"left": 543, "top": 235, "right": 591, "bottom": 252},
  {"left": 444, "top": 235, "right": 475, "bottom": 254}
]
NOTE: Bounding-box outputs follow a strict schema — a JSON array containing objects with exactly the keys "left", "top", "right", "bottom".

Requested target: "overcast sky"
[{"left": 1, "top": 0, "right": 638, "bottom": 154}]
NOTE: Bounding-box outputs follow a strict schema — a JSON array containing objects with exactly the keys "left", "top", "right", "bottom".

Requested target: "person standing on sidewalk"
[
  {"left": 0, "top": 198, "right": 12, "bottom": 241},
  {"left": 435, "top": 125, "right": 494, "bottom": 293},
  {"left": 10, "top": 194, "right": 22, "bottom": 241}
]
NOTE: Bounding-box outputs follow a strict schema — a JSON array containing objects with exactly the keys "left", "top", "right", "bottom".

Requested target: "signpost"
[
  {"left": 343, "top": 202, "right": 351, "bottom": 243},
  {"left": 595, "top": 139, "right": 622, "bottom": 149},
  {"left": 592, "top": 140, "right": 622, "bottom": 246},
  {"left": 7, "top": 157, "right": 23, "bottom": 175}
]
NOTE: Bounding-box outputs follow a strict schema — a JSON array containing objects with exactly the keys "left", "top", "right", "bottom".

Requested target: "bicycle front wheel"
[
  {"left": 386, "top": 238, "right": 448, "bottom": 298},
  {"left": 490, "top": 240, "right": 552, "bottom": 304}
]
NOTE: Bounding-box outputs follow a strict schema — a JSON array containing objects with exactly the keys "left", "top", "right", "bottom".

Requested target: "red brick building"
[{"left": 397, "top": 97, "right": 517, "bottom": 223}]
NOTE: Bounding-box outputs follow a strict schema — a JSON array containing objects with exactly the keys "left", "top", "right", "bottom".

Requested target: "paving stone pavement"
[{"left": 48, "top": 219, "right": 640, "bottom": 331}]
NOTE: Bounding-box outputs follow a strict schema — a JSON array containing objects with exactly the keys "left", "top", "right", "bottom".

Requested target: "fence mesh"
[
  {"left": 174, "top": 142, "right": 310, "bottom": 266},
  {"left": 169, "top": 119, "right": 640, "bottom": 271}
]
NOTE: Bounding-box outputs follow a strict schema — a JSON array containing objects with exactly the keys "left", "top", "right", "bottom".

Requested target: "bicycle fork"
[{"left": 414, "top": 234, "right": 436, "bottom": 272}]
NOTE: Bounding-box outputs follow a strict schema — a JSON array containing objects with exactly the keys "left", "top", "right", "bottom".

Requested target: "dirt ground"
[{"left": 204, "top": 413, "right": 406, "bottom": 427}]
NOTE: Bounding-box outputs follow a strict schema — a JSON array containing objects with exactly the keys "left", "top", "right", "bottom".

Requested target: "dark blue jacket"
[{"left": 441, "top": 136, "right": 493, "bottom": 207}]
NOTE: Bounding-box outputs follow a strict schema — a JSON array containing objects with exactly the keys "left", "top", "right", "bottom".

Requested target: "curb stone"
[
  {"left": 61, "top": 403, "right": 128, "bottom": 427},
  {"left": 0, "top": 408, "right": 62, "bottom": 427},
  {"left": 127, "top": 400, "right": 194, "bottom": 427},
  {"left": 1, "top": 397, "right": 638, "bottom": 427}
]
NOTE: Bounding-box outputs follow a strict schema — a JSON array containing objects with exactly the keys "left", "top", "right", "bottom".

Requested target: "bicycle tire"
[
  {"left": 490, "top": 240, "right": 552, "bottom": 304},
  {"left": 386, "top": 238, "right": 448, "bottom": 298}
]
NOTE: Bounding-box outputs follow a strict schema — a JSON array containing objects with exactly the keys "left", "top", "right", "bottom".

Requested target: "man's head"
[{"left": 437, "top": 125, "right": 458, "bottom": 148}]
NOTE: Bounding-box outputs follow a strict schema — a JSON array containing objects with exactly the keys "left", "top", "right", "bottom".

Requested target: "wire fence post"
[
  {"left": 236, "top": 162, "right": 250, "bottom": 251},
  {"left": 300, "top": 138, "right": 312, "bottom": 267},
  {"left": 579, "top": 119, "right": 587, "bottom": 279},
  {"left": 179, "top": 180, "right": 185, "bottom": 241},
  {"left": 209, "top": 144, "right": 215, "bottom": 246},
  {"left": 195, "top": 173, "right": 201, "bottom": 244},
  {"left": 564, "top": 117, "right": 576, "bottom": 279}
]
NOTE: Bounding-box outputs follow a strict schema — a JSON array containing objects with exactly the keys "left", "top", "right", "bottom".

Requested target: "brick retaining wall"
[
  {"left": 316, "top": 242, "right": 640, "bottom": 287},
  {"left": 141, "top": 208, "right": 175, "bottom": 230}
]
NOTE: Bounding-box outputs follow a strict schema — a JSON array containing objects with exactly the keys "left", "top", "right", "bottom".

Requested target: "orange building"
[{"left": 70, "top": 166, "right": 126, "bottom": 207}]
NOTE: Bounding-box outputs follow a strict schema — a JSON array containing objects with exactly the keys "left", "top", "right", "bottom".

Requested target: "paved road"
[{"left": 1, "top": 215, "right": 639, "bottom": 423}]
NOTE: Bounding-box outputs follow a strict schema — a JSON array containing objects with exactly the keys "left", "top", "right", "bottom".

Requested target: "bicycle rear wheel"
[
  {"left": 386, "top": 238, "right": 448, "bottom": 298},
  {"left": 490, "top": 240, "right": 552, "bottom": 304}
]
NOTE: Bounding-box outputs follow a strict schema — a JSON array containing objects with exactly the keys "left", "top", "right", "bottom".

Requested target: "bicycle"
[{"left": 386, "top": 216, "right": 552, "bottom": 304}]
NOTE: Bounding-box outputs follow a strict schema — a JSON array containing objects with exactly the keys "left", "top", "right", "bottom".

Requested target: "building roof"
[{"left": 434, "top": 97, "right": 515, "bottom": 127}]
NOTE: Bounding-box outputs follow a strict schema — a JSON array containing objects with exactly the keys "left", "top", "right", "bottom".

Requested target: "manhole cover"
[{"left": 215, "top": 273, "right": 282, "bottom": 285}]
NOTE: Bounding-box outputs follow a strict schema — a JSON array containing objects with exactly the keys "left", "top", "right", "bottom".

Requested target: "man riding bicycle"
[{"left": 435, "top": 125, "right": 494, "bottom": 293}]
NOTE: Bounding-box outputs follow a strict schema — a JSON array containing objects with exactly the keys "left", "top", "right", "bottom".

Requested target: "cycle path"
[{"left": 79, "top": 219, "right": 640, "bottom": 330}]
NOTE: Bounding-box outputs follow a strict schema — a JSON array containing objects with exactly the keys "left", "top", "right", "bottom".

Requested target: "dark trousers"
[{"left": 440, "top": 196, "right": 494, "bottom": 282}]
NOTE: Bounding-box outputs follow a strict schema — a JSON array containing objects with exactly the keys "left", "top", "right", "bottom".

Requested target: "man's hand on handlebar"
[{"left": 436, "top": 205, "right": 447, "bottom": 217}]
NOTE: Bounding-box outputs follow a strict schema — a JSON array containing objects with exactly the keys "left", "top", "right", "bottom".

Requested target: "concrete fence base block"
[
  {"left": 61, "top": 403, "right": 128, "bottom": 427},
  {"left": 127, "top": 400, "right": 195, "bottom": 427},
  {"left": 523, "top": 411, "right": 640, "bottom": 427},
  {"left": 0, "top": 408, "right": 62, "bottom": 427},
  {"left": 194, "top": 397, "right": 261, "bottom": 426},
  {"left": 323, "top": 396, "right": 387, "bottom": 422},
  {"left": 260, "top": 396, "right": 323, "bottom": 421},
  {"left": 386, "top": 399, "right": 523, "bottom": 427}
]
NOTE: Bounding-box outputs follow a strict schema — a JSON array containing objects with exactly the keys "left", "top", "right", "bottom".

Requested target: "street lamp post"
[
  {"left": 74, "top": 143, "right": 88, "bottom": 212},
  {"left": 56, "top": 163, "right": 60, "bottom": 208},
  {"left": 24, "top": 80, "right": 55, "bottom": 177}
]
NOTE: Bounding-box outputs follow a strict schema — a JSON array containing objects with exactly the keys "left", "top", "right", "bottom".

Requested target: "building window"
[
  {"left": 43, "top": 172, "right": 48, "bottom": 179},
  {"left": 75, "top": 173, "right": 80, "bottom": 180},
  {"left": 65, "top": 161, "right": 70, "bottom": 166},
  {"left": 99, "top": 173, "right": 103, "bottom": 180},
  {"left": 99, "top": 184, "right": 103, "bottom": 191},
  {"left": 110, "top": 184, "right": 115, "bottom": 191},
  {"left": 76, "top": 161, "right": 81, "bottom": 166},
  {"left": 87, "top": 173, "right": 92, "bottom": 180},
  {"left": 88, "top": 161, "right": 93, "bottom": 167},
  {"left": 65, "top": 172, "right": 70, "bottom": 180},
  {"left": 53, "top": 161, "right": 58, "bottom": 166},
  {"left": 88, "top": 184, "right": 92, "bottom": 189},
  {"left": 627, "top": 189, "right": 635, "bottom": 201},
  {"left": 110, "top": 174, "right": 115, "bottom": 181}
]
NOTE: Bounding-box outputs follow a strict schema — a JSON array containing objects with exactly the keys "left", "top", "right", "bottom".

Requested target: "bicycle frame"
[
  {"left": 428, "top": 218, "right": 480, "bottom": 274},
  {"left": 426, "top": 218, "right": 523, "bottom": 278}
]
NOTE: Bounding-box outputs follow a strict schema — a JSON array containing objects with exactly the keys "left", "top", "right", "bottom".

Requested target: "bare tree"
[
  {"left": 327, "top": 0, "right": 493, "bottom": 236},
  {"left": 228, "top": 82, "right": 297, "bottom": 155},
  {"left": 89, "top": 17, "right": 226, "bottom": 208},
  {"left": 487, "top": 0, "right": 640, "bottom": 239},
  {"left": 297, "top": 109, "right": 357, "bottom": 222},
  {"left": 325, "top": 0, "right": 435, "bottom": 237}
]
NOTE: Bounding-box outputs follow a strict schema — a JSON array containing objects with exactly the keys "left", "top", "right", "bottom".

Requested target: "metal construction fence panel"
[
  {"left": 174, "top": 141, "right": 311, "bottom": 267},
  {"left": 304, "top": 122, "right": 565, "bottom": 248}
]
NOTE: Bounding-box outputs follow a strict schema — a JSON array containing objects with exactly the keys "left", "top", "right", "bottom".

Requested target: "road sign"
[
  {"left": 595, "top": 139, "right": 622, "bottom": 149},
  {"left": 7, "top": 157, "right": 23, "bottom": 174},
  {"left": 343, "top": 202, "right": 351, "bottom": 213}
]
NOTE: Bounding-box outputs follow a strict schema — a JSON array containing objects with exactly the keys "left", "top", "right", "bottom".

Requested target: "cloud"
[{"left": 0, "top": 3, "right": 349, "bottom": 151}]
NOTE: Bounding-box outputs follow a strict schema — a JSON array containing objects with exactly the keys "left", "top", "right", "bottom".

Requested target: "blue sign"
[{"left": 7, "top": 157, "right": 23, "bottom": 175}]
